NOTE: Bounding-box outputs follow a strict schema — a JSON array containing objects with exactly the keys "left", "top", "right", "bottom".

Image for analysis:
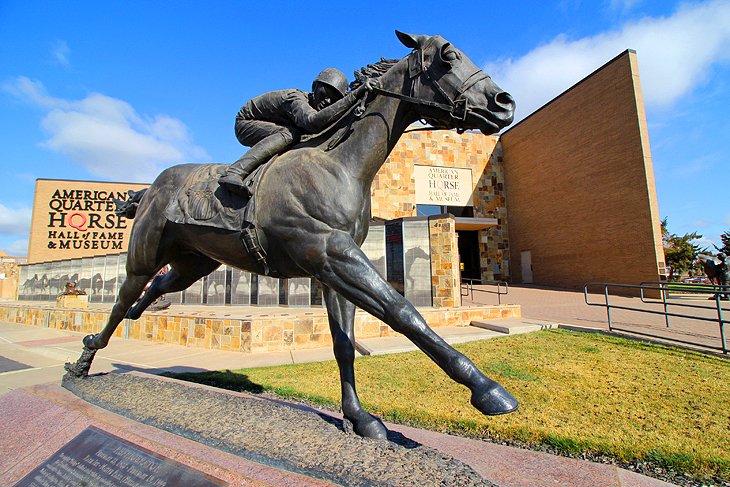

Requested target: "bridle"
[
  {"left": 371, "top": 40, "right": 490, "bottom": 127},
  {"left": 326, "top": 42, "right": 490, "bottom": 150}
]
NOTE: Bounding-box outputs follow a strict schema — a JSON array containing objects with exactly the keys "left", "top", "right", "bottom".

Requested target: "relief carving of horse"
[{"left": 66, "top": 31, "right": 518, "bottom": 439}]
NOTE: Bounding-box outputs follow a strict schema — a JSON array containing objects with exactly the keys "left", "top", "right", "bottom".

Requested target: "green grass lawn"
[
  {"left": 166, "top": 329, "right": 730, "bottom": 483},
  {"left": 666, "top": 282, "right": 720, "bottom": 294}
]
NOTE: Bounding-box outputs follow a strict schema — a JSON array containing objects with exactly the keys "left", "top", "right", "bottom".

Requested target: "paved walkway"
[
  {"left": 0, "top": 319, "right": 508, "bottom": 396},
  {"left": 463, "top": 284, "right": 729, "bottom": 354}
]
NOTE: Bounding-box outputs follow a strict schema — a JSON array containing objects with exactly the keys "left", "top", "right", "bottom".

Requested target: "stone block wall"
[
  {"left": 0, "top": 303, "right": 521, "bottom": 354},
  {"left": 429, "top": 217, "right": 460, "bottom": 307},
  {"left": 478, "top": 143, "right": 510, "bottom": 281},
  {"left": 372, "top": 130, "right": 511, "bottom": 282}
]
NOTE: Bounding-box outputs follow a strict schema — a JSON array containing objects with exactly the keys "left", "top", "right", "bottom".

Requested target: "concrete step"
[{"left": 470, "top": 317, "right": 558, "bottom": 335}]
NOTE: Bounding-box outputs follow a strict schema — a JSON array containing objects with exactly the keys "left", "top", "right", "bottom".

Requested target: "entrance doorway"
[
  {"left": 521, "top": 251, "right": 533, "bottom": 284},
  {"left": 457, "top": 230, "right": 481, "bottom": 281}
]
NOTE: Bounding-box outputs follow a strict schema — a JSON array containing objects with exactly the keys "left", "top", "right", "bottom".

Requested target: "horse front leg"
[
  {"left": 315, "top": 231, "right": 518, "bottom": 417},
  {"left": 64, "top": 272, "right": 151, "bottom": 378},
  {"left": 323, "top": 285, "right": 387, "bottom": 440}
]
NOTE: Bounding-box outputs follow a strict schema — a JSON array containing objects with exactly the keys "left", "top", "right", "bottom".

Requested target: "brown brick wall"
[{"left": 500, "top": 50, "right": 665, "bottom": 289}]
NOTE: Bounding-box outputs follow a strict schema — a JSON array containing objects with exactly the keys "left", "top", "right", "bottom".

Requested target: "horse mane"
[
  {"left": 298, "top": 57, "right": 401, "bottom": 149},
  {"left": 349, "top": 58, "right": 400, "bottom": 90}
]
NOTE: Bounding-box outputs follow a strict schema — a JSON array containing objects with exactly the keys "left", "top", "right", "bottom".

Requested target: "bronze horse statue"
[
  {"left": 66, "top": 30, "right": 518, "bottom": 439},
  {"left": 696, "top": 254, "right": 719, "bottom": 284}
]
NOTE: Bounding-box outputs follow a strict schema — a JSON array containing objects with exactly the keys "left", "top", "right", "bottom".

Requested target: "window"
[{"left": 416, "top": 204, "right": 474, "bottom": 217}]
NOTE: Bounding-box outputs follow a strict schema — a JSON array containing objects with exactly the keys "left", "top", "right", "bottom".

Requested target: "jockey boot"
[
  {"left": 219, "top": 131, "right": 298, "bottom": 197},
  {"left": 218, "top": 156, "right": 255, "bottom": 197},
  {"left": 219, "top": 150, "right": 266, "bottom": 197}
]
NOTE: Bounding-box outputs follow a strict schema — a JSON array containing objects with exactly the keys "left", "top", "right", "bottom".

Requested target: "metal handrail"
[
  {"left": 584, "top": 281, "right": 728, "bottom": 354},
  {"left": 638, "top": 281, "right": 730, "bottom": 328},
  {"left": 461, "top": 278, "right": 509, "bottom": 305}
]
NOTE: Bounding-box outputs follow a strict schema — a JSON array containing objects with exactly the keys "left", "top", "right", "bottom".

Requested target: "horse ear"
[{"left": 396, "top": 30, "right": 424, "bottom": 49}]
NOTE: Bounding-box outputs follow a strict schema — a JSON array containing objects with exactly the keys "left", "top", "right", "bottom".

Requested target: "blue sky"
[{"left": 1, "top": 0, "right": 728, "bottom": 256}]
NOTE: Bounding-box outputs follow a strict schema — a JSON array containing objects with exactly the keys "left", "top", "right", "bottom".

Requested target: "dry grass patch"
[{"left": 167, "top": 329, "right": 730, "bottom": 482}]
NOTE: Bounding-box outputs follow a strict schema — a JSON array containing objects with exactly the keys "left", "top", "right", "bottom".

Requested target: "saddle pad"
[{"left": 164, "top": 164, "right": 250, "bottom": 231}]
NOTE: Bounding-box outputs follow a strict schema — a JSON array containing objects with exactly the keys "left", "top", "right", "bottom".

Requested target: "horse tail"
[{"left": 114, "top": 189, "right": 148, "bottom": 219}]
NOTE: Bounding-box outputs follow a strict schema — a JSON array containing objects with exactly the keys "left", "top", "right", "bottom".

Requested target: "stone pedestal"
[{"left": 56, "top": 294, "right": 88, "bottom": 309}]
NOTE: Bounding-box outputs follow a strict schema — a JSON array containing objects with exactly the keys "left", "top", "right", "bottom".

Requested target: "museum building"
[{"left": 16, "top": 50, "right": 666, "bottom": 308}]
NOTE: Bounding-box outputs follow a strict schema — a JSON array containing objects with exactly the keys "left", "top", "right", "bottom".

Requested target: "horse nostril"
[{"left": 495, "top": 91, "right": 515, "bottom": 110}]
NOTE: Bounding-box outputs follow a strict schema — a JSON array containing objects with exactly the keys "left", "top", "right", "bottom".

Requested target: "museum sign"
[
  {"left": 413, "top": 164, "right": 474, "bottom": 207},
  {"left": 27, "top": 179, "right": 149, "bottom": 264}
]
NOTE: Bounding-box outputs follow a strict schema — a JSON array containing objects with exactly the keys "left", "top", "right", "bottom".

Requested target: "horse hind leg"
[
  {"left": 127, "top": 256, "right": 220, "bottom": 320},
  {"left": 323, "top": 286, "right": 387, "bottom": 439},
  {"left": 314, "top": 231, "right": 518, "bottom": 417}
]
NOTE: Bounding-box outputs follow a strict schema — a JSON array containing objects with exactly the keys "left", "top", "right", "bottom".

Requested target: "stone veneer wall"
[
  {"left": 0, "top": 257, "right": 19, "bottom": 299},
  {"left": 0, "top": 304, "right": 520, "bottom": 354},
  {"left": 372, "top": 131, "right": 511, "bottom": 282},
  {"left": 478, "top": 143, "right": 510, "bottom": 281},
  {"left": 429, "top": 217, "right": 460, "bottom": 307}
]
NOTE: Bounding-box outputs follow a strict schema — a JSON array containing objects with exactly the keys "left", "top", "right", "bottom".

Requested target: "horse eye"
[{"left": 440, "top": 45, "right": 460, "bottom": 63}]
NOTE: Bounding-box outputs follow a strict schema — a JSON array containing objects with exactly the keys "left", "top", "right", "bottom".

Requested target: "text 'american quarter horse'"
[{"left": 65, "top": 30, "right": 518, "bottom": 440}]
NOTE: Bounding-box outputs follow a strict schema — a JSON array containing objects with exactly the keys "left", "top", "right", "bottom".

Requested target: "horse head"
[{"left": 395, "top": 30, "right": 514, "bottom": 135}]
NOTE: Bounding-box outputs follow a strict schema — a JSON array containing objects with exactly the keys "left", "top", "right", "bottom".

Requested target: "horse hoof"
[
  {"left": 345, "top": 412, "right": 388, "bottom": 440},
  {"left": 471, "top": 382, "right": 519, "bottom": 416},
  {"left": 82, "top": 334, "right": 104, "bottom": 350},
  {"left": 64, "top": 360, "right": 89, "bottom": 378},
  {"left": 63, "top": 346, "right": 98, "bottom": 379}
]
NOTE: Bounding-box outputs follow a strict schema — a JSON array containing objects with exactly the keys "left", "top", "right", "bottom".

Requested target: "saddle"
[
  {"left": 164, "top": 162, "right": 277, "bottom": 276},
  {"left": 164, "top": 163, "right": 267, "bottom": 231}
]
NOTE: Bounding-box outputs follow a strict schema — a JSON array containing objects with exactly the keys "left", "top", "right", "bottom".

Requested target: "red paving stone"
[
  {"left": 0, "top": 377, "right": 674, "bottom": 487},
  {"left": 0, "top": 385, "right": 333, "bottom": 486},
  {"left": 15, "top": 336, "right": 83, "bottom": 347}
]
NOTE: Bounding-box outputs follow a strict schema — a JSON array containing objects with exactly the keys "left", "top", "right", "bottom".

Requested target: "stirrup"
[{"left": 218, "top": 173, "right": 250, "bottom": 197}]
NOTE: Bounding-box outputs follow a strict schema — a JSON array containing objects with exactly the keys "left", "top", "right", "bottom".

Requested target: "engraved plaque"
[{"left": 15, "top": 426, "right": 226, "bottom": 486}]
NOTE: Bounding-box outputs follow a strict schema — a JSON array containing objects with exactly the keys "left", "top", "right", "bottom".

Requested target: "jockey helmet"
[{"left": 312, "top": 68, "right": 348, "bottom": 99}]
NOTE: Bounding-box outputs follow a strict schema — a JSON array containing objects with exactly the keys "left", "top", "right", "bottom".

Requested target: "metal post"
[
  {"left": 661, "top": 282, "right": 670, "bottom": 328},
  {"left": 605, "top": 285, "right": 613, "bottom": 330},
  {"left": 717, "top": 295, "right": 727, "bottom": 354}
]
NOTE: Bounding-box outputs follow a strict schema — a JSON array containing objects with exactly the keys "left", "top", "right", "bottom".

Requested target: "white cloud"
[
  {"left": 51, "top": 40, "right": 70, "bottom": 67},
  {"left": 3, "top": 77, "right": 210, "bottom": 182},
  {"left": 695, "top": 236, "right": 718, "bottom": 250},
  {"left": 609, "top": 0, "right": 644, "bottom": 13},
  {"left": 0, "top": 203, "right": 32, "bottom": 236},
  {"left": 669, "top": 154, "right": 718, "bottom": 178},
  {"left": 2, "top": 240, "right": 29, "bottom": 257},
  {"left": 2, "top": 76, "right": 66, "bottom": 108},
  {"left": 487, "top": 0, "right": 730, "bottom": 120}
]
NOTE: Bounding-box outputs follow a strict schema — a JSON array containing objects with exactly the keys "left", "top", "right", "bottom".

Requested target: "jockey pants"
[{"left": 227, "top": 119, "right": 301, "bottom": 177}]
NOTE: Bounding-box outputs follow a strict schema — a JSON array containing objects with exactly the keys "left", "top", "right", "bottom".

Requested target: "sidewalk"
[
  {"left": 0, "top": 319, "right": 507, "bottom": 396},
  {"left": 463, "top": 284, "right": 729, "bottom": 353}
]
